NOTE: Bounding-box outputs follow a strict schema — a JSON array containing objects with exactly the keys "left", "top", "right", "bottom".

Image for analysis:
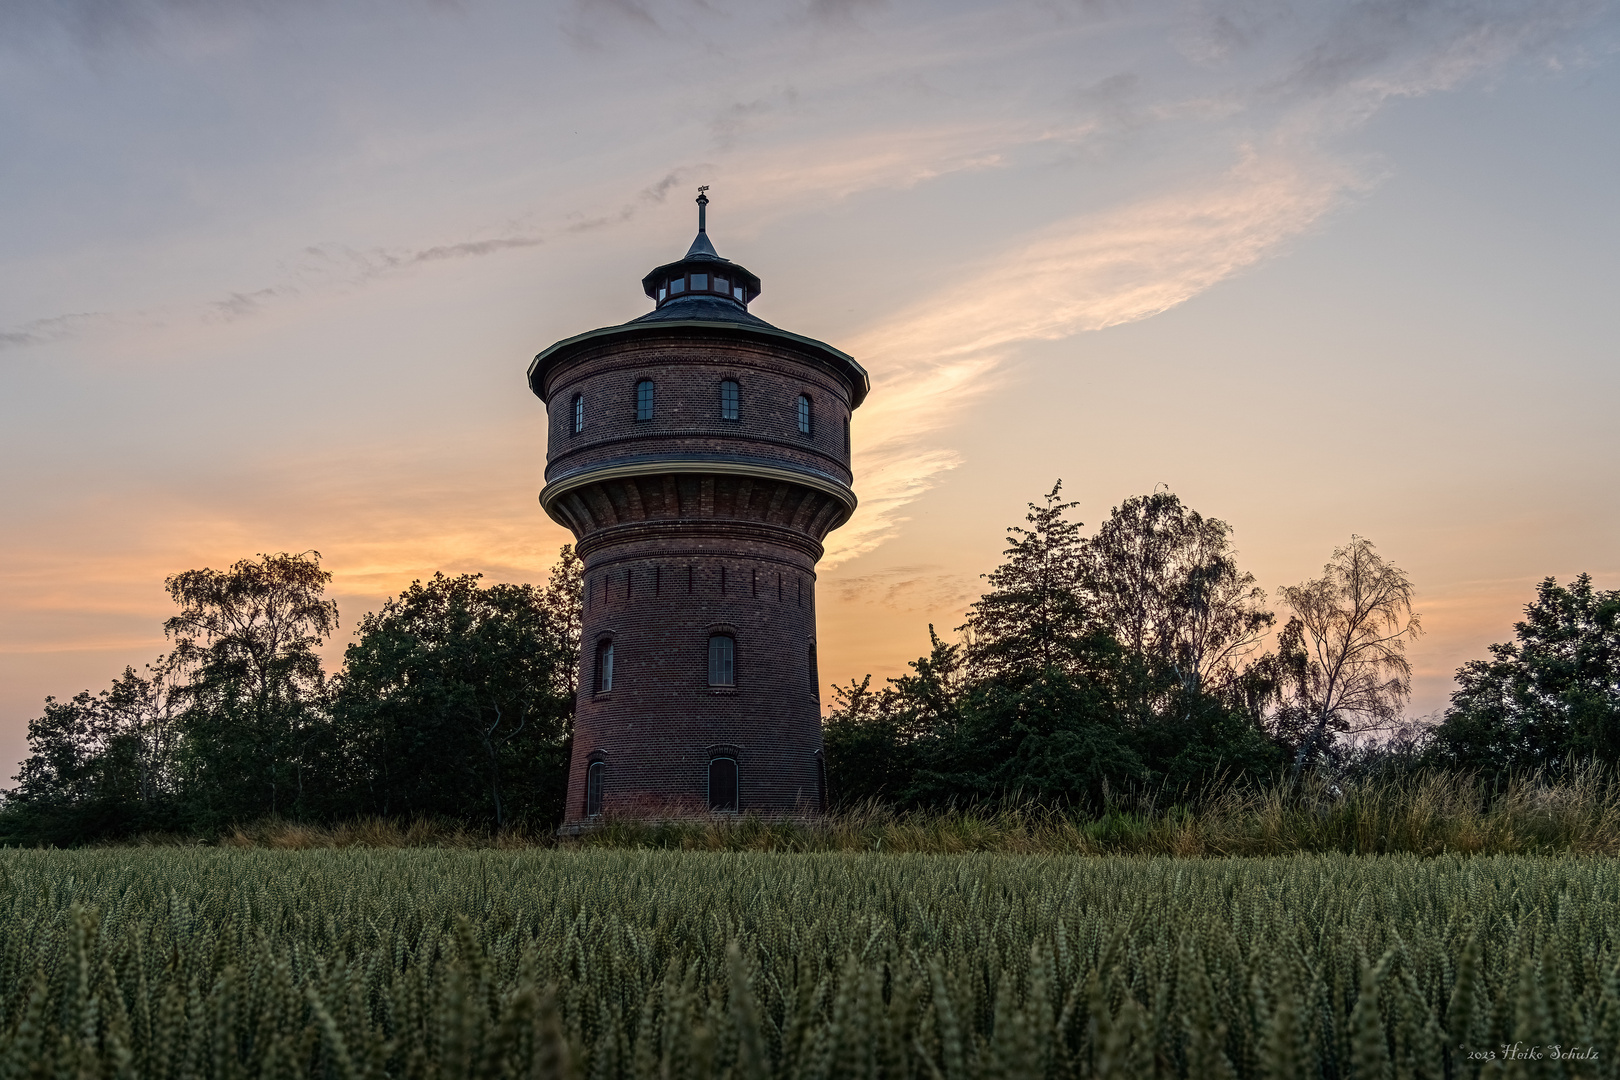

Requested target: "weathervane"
[{"left": 696, "top": 185, "right": 709, "bottom": 233}]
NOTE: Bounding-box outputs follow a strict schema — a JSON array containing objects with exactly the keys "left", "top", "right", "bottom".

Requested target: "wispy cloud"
[
  {"left": 0, "top": 311, "right": 115, "bottom": 349},
  {"left": 825, "top": 147, "right": 1360, "bottom": 564}
]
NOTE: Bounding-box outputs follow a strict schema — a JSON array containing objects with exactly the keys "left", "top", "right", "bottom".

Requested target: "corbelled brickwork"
[{"left": 529, "top": 196, "right": 867, "bottom": 829}]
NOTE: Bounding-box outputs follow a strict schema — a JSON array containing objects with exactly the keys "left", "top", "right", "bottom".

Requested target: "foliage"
[
  {"left": 827, "top": 484, "right": 1280, "bottom": 808},
  {"left": 164, "top": 551, "right": 341, "bottom": 825},
  {"left": 332, "top": 567, "right": 577, "bottom": 828},
  {"left": 1429, "top": 574, "right": 1620, "bottom": 774},
  {"left": 3, "top": 847, "right": 1620, "bottom": 1078},
  {"left": 2, "top": 547, "right": 583, "bottom": 843},
  {"left": 1083, "top": 489, "right": 1274, "bottom": 706},
  {"left": 1273, "top": 536, "right": 1422, "bottom": 779},
  {"left": 2, "top": 659, "right": 183, "bottom": 844},
  {"left": 961, "top": 481, "right": 1101, "bottom": 682}
]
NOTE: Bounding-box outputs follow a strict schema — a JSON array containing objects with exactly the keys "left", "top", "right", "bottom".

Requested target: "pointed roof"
[{"left": 640, "top": 189, "right": 761, "bottom": 309}]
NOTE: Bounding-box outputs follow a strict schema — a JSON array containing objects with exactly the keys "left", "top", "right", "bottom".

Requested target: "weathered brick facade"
[{"left": 529, "top": 197, "right": 868, "bottom": 829}]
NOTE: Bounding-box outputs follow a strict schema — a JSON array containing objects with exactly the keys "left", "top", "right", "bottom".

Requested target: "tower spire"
[{"left": 683, "top": 186, "right": 719, "bottom": 260}]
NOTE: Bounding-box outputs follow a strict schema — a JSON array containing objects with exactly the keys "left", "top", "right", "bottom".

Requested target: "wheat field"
[{"left": 0, "top": 848, "right": 1614, "bottom": 1078}]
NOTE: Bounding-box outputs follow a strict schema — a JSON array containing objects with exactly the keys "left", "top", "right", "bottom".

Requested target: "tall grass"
[
  {"left": 1, "top": 847, "right": 1616, "bottom": 1077},
  {"left": 212, "top": 765, "right": 1620, "bottom": 856}
]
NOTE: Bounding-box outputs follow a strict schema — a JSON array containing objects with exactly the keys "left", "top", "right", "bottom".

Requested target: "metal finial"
[{"left": 696, "top": 186, "right": 709, "bottom": 232}]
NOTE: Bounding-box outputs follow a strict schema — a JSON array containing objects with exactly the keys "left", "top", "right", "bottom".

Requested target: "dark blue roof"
[{"left": 628, "top": 294, "right": 777, "bottom": 328}]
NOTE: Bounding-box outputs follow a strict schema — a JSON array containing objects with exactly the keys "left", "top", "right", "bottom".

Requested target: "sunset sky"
[{"left": 3, "top": 0, "right": 1618, "bottom": 779}]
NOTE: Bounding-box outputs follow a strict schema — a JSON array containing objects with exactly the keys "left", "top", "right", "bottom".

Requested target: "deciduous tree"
[{"left": 1275, "top": 536, "right": 1421, "bottom": 779}]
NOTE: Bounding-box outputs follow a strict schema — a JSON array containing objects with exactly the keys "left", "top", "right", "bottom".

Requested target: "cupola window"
[
  {"left": 715, "top": 276, "right": 729, "bottom": 295},
  {"left": 797, "top": 394, "right": 812, "bottom": 436},
  {"left": 669, "top": 277, "right": 685, "bottom": 294},
  {"left": 635, "top": 380, "right": 654, "bottom": 422},
  {"left": 720, "top": 380, "right": 739, "bottom": 421},
  {"left": 691, "top": 273, "right": 708, "bottom": 291}
]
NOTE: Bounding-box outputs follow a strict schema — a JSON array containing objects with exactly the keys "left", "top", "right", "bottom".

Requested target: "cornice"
[
  {"left": 528, "top": 319, "right": 870, "bottom": 409},
  {"left": 540, "top": 456, "right": 856, "bottom": 522}
]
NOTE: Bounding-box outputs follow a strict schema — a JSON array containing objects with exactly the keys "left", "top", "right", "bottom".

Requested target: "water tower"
[{"left": 528, "top": 191, "right": 868, "bottom": 828}]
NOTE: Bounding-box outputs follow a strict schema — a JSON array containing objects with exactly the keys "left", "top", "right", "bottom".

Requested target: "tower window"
[
  {"left": 572, "top": 394, "right": 584, "bottom": 435},
  {"left": 720, "top": 380, "right": 739, "bottom": 421},
  {"left": 797, "top": 394, "right": 812, "bottom": 435},
  {"left": 691, "top": 273, "right": 708, "bottom": 291},
  {"left": 635, "top": 380, "right": 654, "bottom": 422},
  {"left": 669, "top": 277, "right": 685, "bottom": 294},
  {"left": 594, "top": 639, "right": 614, "bottom": 694},
  {"left": 586, "top": 761, "right": 605, "bottom": 817},
  {"left": 715, "top": 276, "right": 729, "bottom": 295},
  {"left": 708, "top": 756, "right": 738, "bottom": 813},
  {"left": 733, "top": 286, "right": 745, "bottom": 301},
  {"left": 708, "top": 633, "right": 735, "bottom": 687}
]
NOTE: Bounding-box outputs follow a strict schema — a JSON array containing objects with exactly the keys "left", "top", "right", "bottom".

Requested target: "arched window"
[
  {"left": 720, "top": 380, "right": 739, "bottom": 421},
  {"left": 635, "top": 379, "right": 654, "bottom": 422},
  {"left": 708, "top": 633, "right": 735, "bottom": 686},
  {"left": 797, "top": 394, "right": 812, "bottom": 435},
  {"left": 572, "top": 394, "right": 584, "bottom": 435},
  {"left": 586, "top": 761, "right": 605, "bottom": 817},
  {"left": 594, "top": 639, "right": 614, "bottom": 694},
  {"left": 708, "top": 756, "right": 738, "bottom": 812}
]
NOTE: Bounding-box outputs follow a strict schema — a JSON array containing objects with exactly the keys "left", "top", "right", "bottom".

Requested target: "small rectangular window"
[
  {"left": 595, "top": 640, "right": 614, "bottom": 693},
  {"left": 690, "top": 273, "right": 708, "bottom": 291},
  {"left": 733, "top": 286, "right": 745, "bottom": 301},
  {"left": 636, "top": 379, "right": 654, "bottom": 422},
  {"left": 669, "top": 278, "right": 685, "bottom": 294},
  {"left": 572, "top": 394, "right": 584, "bottom": 435},
  {"left": 658, "top": 287, "right": 667, "bottom": 301},
  {"left": 797, "top": 394, "right": 812, "bottom": 435},
  {"left": 715, "top": 277, "right": 729, "bottom": 295},
  {"left": 720, "top": 379, "right": 739, "bottom": 421},
  {"left": 708, "top": 633, "right": 735, "bottom": 686}
]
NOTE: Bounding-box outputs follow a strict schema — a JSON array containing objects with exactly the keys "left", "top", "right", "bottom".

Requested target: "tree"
[
  {"left": 1083, "top": 490, "right": 1274, "bottom": 712},
  {"left": 1275, "top": 537, "right": 1421, "bottom": 779},
  {"left": 2, "top": 656, "right": 184, "bottom": 843},
  {"left": 333, "top": 566, "right": 577, "bottom": 827},
  {"left": 1429, "top": 574, "right": 1620, "bottom": 774},
  {"left": 163, "top": 551, "right": 339, "bottom": 824},
  {"left": 538, "top": 545, "right": 584, "bottom": 699},
  {"left": 961, "top": 481, "right": 1099, "bottom": 681}
]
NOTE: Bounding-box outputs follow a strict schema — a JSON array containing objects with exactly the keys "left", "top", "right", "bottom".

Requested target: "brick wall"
[{"left": 534, "top": 327, "right": 854, "bottom": 827}]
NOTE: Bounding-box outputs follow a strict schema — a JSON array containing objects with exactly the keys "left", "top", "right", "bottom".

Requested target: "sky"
[{"left": 2, "top": 0, "right": 1618, "bottom": 780}]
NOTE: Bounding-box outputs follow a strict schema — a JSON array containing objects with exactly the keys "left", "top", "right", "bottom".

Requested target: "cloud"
[
  {"left": 831, "top": 563, "right": 977, "bottom": 610},
  {"left": 0, "top": 311, "right": 114, "bottom": 350},
  {"left": 824, "top": 147, "right": 1360, "bottom": 565}
]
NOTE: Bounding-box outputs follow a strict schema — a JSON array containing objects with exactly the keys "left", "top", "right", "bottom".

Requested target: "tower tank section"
[{"left": 528, "top": 192, "right": 869, "bottom": 829}]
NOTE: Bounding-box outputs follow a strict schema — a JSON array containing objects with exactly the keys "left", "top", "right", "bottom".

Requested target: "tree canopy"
[{"left": 1429, "top": 574, "right": 1620, "bottom": 774}]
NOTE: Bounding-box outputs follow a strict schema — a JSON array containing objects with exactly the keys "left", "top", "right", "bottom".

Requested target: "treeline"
[
  {"left": 823, "top": 483, "right": 1620, "bottom": 809},
  {"left": 4, "top": 483, "right": 1617, "bottom": 844},
  {"left": 0, "top": 550, "right": 583, "bottom": 845}
]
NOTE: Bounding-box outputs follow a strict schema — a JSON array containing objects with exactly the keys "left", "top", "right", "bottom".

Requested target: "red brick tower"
[{"left": 529, "top": 191, "right": 868, "bottom": 829}]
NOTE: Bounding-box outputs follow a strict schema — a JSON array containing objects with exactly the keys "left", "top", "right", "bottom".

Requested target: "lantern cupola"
[{"left": 640, "top": 188, "right": 762, "bottom": 311}]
